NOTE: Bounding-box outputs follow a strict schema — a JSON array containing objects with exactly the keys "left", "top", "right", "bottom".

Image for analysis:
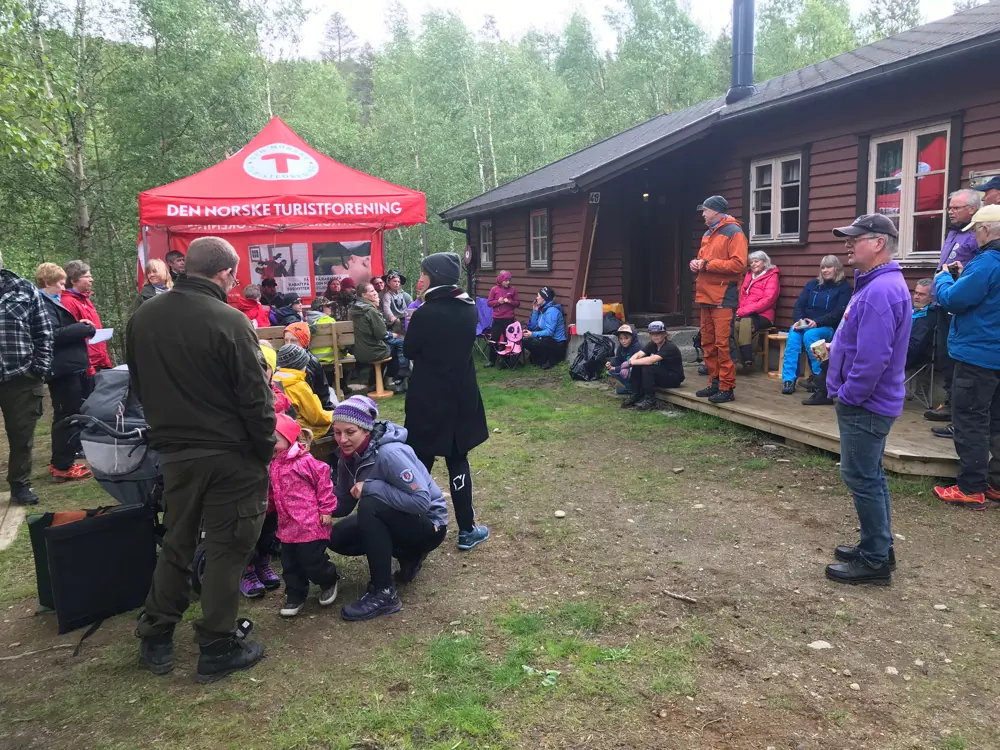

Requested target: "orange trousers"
[{"left": 700, "top": 307, "right": 736, "bottom": 391}]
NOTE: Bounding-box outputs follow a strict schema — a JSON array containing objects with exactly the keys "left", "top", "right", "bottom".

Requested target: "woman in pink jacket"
[
  {"left": 485, "top": 271, "right": 519, "bottom": 367},
  {"left": 269, "top": 414, "right": 340, "bottom": 617},
  {"left": 735, "top": 251, "right": 781, "bottom": 370}
]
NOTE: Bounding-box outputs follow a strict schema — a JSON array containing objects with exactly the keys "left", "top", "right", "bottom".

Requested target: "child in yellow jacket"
[{"left": 273, "top": 344, "right": 332, "bottom": 436}]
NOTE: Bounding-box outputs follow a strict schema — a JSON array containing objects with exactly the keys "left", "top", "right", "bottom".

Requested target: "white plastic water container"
[{"left": 575, "top": 298, "right": 604, "bottom": 336}]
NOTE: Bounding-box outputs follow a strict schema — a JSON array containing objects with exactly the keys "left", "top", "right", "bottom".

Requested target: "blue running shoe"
[
  {"left": 615, "top": 387, "right": 632, "bottom": 395},
  {"left": 341, "top": 584, "right": 402, "bottom": 621},
  {"left": 458, "top": 524, "right": 490, "bottom": 551}
]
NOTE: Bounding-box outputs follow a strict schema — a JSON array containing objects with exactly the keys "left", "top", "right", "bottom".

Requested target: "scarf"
[{"left": 423, "top": 285, "right": 474, "bottom": 305}]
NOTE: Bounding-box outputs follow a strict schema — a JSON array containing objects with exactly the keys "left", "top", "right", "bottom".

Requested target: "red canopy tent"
[{"left": 138, "top": 117, "right": 425, "bottom": 299}]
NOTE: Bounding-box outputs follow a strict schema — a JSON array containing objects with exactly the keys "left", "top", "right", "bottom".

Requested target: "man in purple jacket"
[{"left": 824, "top": 214, "right": 912, "bottom": 586}]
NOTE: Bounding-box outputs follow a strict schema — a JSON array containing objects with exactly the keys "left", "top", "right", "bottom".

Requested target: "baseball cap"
[
  {"left": 648, "top": 321, "right": 666, "bottom": 333},
  {"left": 616, "top": 324, "right": 634, "bottom": 336},
  {"left": 963, "top": 204, "right": 1000, "bottom": 231},
  {"left": 973, "top": 176, "right": 1000, "bottom": 193},
  {"left": 832, "top": 214, "right": 899, "bottom": 238},
  {"left": 697, "top": 195, "right": 728, "bottom": 213}
]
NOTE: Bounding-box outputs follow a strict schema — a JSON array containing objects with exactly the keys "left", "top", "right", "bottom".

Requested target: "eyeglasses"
[
  {"left": 948, "top": 204, "right": 972, "bottom": 211},
  {"left": 845, "top": 233, "right": 880, "bottom": 247}
]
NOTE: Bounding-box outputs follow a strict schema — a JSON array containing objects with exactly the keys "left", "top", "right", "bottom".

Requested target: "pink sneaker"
[
  {"left": 254, "top": 555, "right": 281, "bottom": 591},
  {"left": 240, "top": 565, "right": 266, "bottom": 599}
]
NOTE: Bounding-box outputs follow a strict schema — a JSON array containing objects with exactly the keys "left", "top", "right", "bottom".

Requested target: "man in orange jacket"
[{"left": 689, "top": 195, "right": 748, "bottom": 403}]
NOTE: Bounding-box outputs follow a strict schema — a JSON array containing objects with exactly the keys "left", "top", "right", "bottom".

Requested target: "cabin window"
[
  {"left": 479, "top": 220, "right": 494, "bottom": 270},
  {"left": 749, "top": 154, "right": 802, "bottom": 244},
  {"left": 529, "top": 209, "right": 550, "bottom": 269},
  {"left": 868, "top": 123, "right": 950, "bottom": 262}
]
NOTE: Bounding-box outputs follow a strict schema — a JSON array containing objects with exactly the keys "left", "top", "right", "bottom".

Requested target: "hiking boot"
[
  {"left": 50, "top": 463, "right": 93, "bottom": 483},
  {"left": 695, "top": 379, "right": 719, "bottom": 398},
  {"left": 798, "top": 375, "right": 817, "bottom": 393},
  {"left": 196, "top": 637, "right": 264, "bottom": 684},
  {"left": 341, "top": 584, "right": 402, "bottom": 622},
  {"left": 924, "top": 405, "right": 951, "bottom": 422},
  {"left": 138, "top": 631, "right": 174, "bottom": 676},
  {"left": 697, "top": 363, "right": 708, "bottom": 376},
  {"left": 986, "top": 485, "right": 1000, "bottom": 502},
  {"left": 933, "top": 485, "right": 987, "bottom": 511},
  {"left": 708, "top": 389, "right": 735, "bottom": 404},
  {"left": 802, "top": 391, "right": 834, "bottom": 406},
  {"left": 458, "top": 524, "right": 489, "bottom": 551},
  {"left": 621, "top": 394, "right": 639, "bottom": 408},
  {"left": 825, "top": 559, "right": 892, "bottom": 586},
  {"left": 240, "top": 566, "right": 266, "bottom": 599},
  {"left": 279, "top": 594, "right": 306, "bottom": 617},
  {"left": 541, "top": 362, "right": 555, "bottom": 370},
  {"left": 614, "top": 386, "right": 632, "bottom": 396},
  {"left": 318, "top": 580, "right": 340, "bottom": 607},
  {"left": 394, "top": 554, "right": 427, "bottom": 584},
  {"left": 9, "top": 484, "right": 39, "bottom": 506},
  {"left": 254, "top": 555, "right": 281, "bottom": 590},
  {"left": 835, "top": 544, "right": 896, "bottom": 570},
  {"left": 932, "top": 424, "right": 954, "bottom": 439},
  {"left": 781, "top": 380, "right": 796, "bottom": 395},
  {"left": 635, "top": 396, "right": 658, "bottom": 411}
]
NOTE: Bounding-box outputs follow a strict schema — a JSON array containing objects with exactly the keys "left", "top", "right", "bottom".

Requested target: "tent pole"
[{"left": 141, "top": 225, "right": 150, "bottom": 267}]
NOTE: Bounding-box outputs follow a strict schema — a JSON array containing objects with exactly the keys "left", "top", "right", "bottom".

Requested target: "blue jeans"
[
  {"left": 836, "top": 402, "right": 895, "bottom": 566},
  {"left": 386, "top": 337, "right": 408, "bottom": 373},
  {"left": 781, "top": 326, "right": 834, "bottom": 381},
  {"left": 610, "top": 369, "right": 631, "bottom": 390}
]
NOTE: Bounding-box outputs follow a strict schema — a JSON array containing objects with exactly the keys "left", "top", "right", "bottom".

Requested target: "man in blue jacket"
[
  {"left": 824, "top": 215, "right": 911, "bottom": 586},
  {"left": 523, "top": 286, "right": 567, "bottom": 369},
  {"left": 932, "top": 204, "right": 1000, "bottom": 511}
]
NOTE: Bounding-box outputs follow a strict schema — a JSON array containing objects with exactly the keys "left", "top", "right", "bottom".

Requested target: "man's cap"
[
  {"left": 386, "top": 269, "right": 407, "bottom": 284},
  {"left": 616, "top": 324, "right": 634, "bottom": 336},
  {"left": 647, "top": 321, "right": 666, "bottom": 333},
  {"left": 832, "top": 214, "right": 899, "bottom": 238},
  {"left": 963, "top": 204, "right": 1000, "bottom": 231},
  {"left": 697, "top": 195, "right": 728, "bottom": 213},
  {"left": 973, "top": 176, "right": 1000, "bottom": 193},
  {"left": 261, "top": 278, "right": 278, "bottom": 287}
]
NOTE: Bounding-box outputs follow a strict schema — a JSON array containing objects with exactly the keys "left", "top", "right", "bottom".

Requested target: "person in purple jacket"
[{"left": 823, "top": 214, "right": 912, "bottom": 586}]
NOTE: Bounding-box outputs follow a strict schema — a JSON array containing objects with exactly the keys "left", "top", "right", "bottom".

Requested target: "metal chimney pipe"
[{"left": 726, "top": 0, "right": 756, "bottom": 105}]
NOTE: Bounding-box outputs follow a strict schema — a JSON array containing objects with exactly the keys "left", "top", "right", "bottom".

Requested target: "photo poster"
[
  {"left": 248, "top": 243, "right": 311, "bottom": 296},
  {"left": 313, "top": 241, "right": 374, "bottom": 294}
]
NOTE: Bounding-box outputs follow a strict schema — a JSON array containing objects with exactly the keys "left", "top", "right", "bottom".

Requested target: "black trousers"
[
  {"left": 329, "top": 496, "right": 446, "bottom": 590},
  {"left": 488, "top": 317, "right": 515, "bottom": 363},
  {"left": 280, "top": 539, "right": 339, "bottom": 599},
  {"left": 524, "top": 337, "right": 566, "bottom": 367},
  {"left": 629, "top": 364, "right": 683, "bottom": 399},
  {"left": 951, "top": 361, "right": 1000, "bottom": 494},
  {"left": 48, "top": 372, "right": 87, "bottom": 470},
  {"left": 936, "top": 312, "right": 955, "bottom": 400},
  {"left": 415, "top": 450, "right": 475, "bottom": 532},
  {"left": 0, "top": 374, "right": 44, "bottom": 489},
  {"left": 255, "top": 511, "right": 279, "bottom": 558}
]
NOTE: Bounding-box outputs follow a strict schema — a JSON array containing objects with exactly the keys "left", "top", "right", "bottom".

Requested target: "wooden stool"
[
  {"left": 765, "top": 332, "right": 787, "bottom": 380},
  {"left": 367, "top": 357, "right": 394, "bottom": 400}
]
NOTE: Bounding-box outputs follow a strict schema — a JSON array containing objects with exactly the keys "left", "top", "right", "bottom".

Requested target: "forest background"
[{"left": 0, "top": 0, "right": 985, "bottom": 345}]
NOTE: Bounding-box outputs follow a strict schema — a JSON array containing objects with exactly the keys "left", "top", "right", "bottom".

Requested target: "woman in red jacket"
[
  {"left": 60, "top": 260, "right": 112, "bottom": 383},
  {"left": 735, "top": 251, "right": 780, "bottom": 370}
]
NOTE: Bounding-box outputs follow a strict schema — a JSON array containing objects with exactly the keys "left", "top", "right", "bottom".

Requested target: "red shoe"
[
  {"left": 986, "top": 485, "right": 1000, "bottom": 502},
  {"left": 51, "top": 464, "right": 93, "bottom": 483},
  {"left": 933, "top": 485, "right": 987, "bottom": 511}
]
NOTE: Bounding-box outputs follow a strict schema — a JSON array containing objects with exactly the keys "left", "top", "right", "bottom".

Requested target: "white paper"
[{"left": 88, "top": 327, "right": 114, "bottom": 345}]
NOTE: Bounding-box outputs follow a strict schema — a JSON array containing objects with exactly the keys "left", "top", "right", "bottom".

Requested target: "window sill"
[
  {"left": 527, "top": 265, "right": 552, "bottom": 273},
  {"left": 749, "top": 239, "right": 807, "bottom": 248},
  {"left": 897, "top": 258, "right": 940, "bottom": 269}
]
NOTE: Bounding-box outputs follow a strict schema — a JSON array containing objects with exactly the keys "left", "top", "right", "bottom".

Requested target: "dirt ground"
[{"left": 0, "top": 365, "right": 997, "bottom": 750}]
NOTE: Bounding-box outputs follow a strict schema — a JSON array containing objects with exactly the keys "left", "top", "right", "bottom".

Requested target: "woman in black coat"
[{"left": 403, "top": 252, "right": 490, "bottom": 551}]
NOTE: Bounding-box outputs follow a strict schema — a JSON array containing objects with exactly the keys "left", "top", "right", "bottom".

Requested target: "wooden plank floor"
[{"left": 657, "top": 370, "right": 957, "bottom": 478}]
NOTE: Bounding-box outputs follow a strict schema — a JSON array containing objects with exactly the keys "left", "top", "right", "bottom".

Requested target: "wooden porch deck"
[{"left": 657, "top": 370, "right": 958, "bottom": 479}]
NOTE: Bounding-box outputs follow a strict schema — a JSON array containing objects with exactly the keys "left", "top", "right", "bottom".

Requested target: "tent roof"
[{"left": 139, "top": 117, "right": 425, "bottom": 229}]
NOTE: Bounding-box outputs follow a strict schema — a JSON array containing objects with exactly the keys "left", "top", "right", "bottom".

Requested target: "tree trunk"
[
  {"left": 486, "top": 104, "right": 499, "bottom": 189},
  {"left": 462, "top": 63, "right": 487, "bottom": 195}
]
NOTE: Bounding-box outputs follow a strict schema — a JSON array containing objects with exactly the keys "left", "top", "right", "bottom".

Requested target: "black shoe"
[
  {"left": 279, "top": 595, "right": 306, "bottom": 617},
  {"left": 708, "top": 388, "right": 734, "bottom": 404},
  {"left": 802, "top": 391, "right": 834, "bottom": 406},
  {"left": 798, "top": 376, "right": 817, "bottom": 393},
  {"left": 341, "top": 584, "right": 402, "bottom": 622},
  {"left": 9, "top": 484, "right": 39, "bottom": 506},
  {"left": 932, "top": 424, "right": 954, "bottom": 439},
  {"left": 621, "top": 395, "right": 639, "bottom": 409},
  {"left": 924, "top": 406, "right": 951, "bottom": 422},
  {"left": 138, "top": 633, "right": 174, "bottom": 676},
  {"left": 635, "top": 396, "right": 657, "bottom": 411},
  {"left": 541, "top": 362, "right": 555, "bottom": 370},
  {"left": 483, "top": 362, "right": 495, "bottom": 368},
  {"left": 781, "top": 380, "right": 796, "bottom": 395},
  {"left": 824, "top": 559, "right": 892, "bottom": 586},
  {"left": 697, "top": 363, "right": 708, "bottom": 376},
  {"left": 394, "top": 554, "right": 427, "bottom": 584},
  {"left": 196, "top": 637, "right": 264, "bottom": 684},
  {"left": 695, "top": 379, "right": 719, "bottom": 398},
  {"left": 834, "top": 544, "right": 896, "bottom": 570}
]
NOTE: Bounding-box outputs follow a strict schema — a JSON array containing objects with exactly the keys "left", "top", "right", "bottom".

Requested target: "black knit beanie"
[
  {"left": 276, "top": 344, "right": 310, "bottom": 371},
  {"left": 420, "top": 252, "right": 462, "bottom": 288},
  {"left": 539, "top": 286, "right": 555, "bottom": 302}
]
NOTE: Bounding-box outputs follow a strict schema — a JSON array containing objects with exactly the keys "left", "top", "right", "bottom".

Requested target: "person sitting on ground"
[
  {"left": 622, "top": 321, "right": 685, "bottom": 411},
  {"left": 259, "top": 342, "right": 295, "bottom": 418},
  {"left": 284, "top": 322, "right": 336, "bottom": 410},
  {"left": 381, "top": 270, "right": 412, "bottom": 334},
  {"left": 605, "top": 323, "right": 642, "bottom": 395},
  {"left": 352, "top": 281, "right": 406, "bottom": 393},
  {"left": 322, "top": 277, "right": 341, "bottom": 300},
  {"left": 273, "top": 344, "right": 332, "bottom": 436},
  {"left": 269, "top": 414, "right": 339, "bottom": 617},
  {"left": 780, "top": 255, "right": 852, "bottom": 395},
  {"left": 485, "top": 271, "right": 519, "bottom": 368},
  {"left": 132, "top": 258, "right": 173, "bottom": 315},
  {"left": 270, "top": 293, "right": 304, "bottom": 326},
  {"left": 328, "top": 396, "right": 449, "bottom": 622},
  {"left": 259, "top": 277, "right": 284, "bottom": 307},
  {"left": 232, "top": 284, "right": 272, "bottom": 328},
  {"left": 523, "top": 286, "right": 567, "bottom": 369},
  {"left": 35, "top": 262, "right": 94, "bottom": 483},
  {"left": 735, "top": 251, "right": 780, "bottom": 370},
  {"left": 907, "top": 278, "right": 938, "bottom": 370},
  {"left": 332, "top": 276, "right": 357, "bottom": 323}
]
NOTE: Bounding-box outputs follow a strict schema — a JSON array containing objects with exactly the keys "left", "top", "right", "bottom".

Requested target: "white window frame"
[
  {"left": 867, "top": 122, "right": 950, "bottom": 264},
  {"left": 529, "top": 209, "right": 549, "bottom": 269},
  {"left": 749, "top": 153, "right": 803, "bottom": 244},
  {"left": 479, "top": 219, "right": 494, "bottom": 269}
]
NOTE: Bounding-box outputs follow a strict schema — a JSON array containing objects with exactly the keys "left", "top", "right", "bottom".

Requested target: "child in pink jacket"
[{"left": 270, "top": 414, "right": 340, "bottom": 617}]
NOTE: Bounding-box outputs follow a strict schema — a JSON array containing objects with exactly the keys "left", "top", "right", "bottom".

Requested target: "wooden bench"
[{"left": 257, "top": 321, "right": 357, "bottom": 401}]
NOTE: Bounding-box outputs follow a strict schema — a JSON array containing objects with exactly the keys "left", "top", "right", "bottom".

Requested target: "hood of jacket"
[
  {"left": 274, "top": 367, "right": 307, "bottom": 385},
  {"left": 233, "top": 296, "right": 266, "bottom": 316}
]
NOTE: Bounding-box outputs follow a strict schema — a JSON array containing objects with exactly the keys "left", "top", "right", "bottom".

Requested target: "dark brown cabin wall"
[{"left": 582, "top": 192, "right": 625, "bottom": 304}]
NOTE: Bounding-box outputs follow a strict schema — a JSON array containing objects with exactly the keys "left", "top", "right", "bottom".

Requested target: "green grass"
[{"left": 939, "top": 736, "right": 969, "bottom": 750}]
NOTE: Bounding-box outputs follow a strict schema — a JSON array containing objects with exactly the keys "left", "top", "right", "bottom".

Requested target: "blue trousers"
[
  {"left": 781, "top": 326, "right": 833, "bottom": 381},
  {"left": 836, "top": 402, "right": 895, "bottom": 566}
]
